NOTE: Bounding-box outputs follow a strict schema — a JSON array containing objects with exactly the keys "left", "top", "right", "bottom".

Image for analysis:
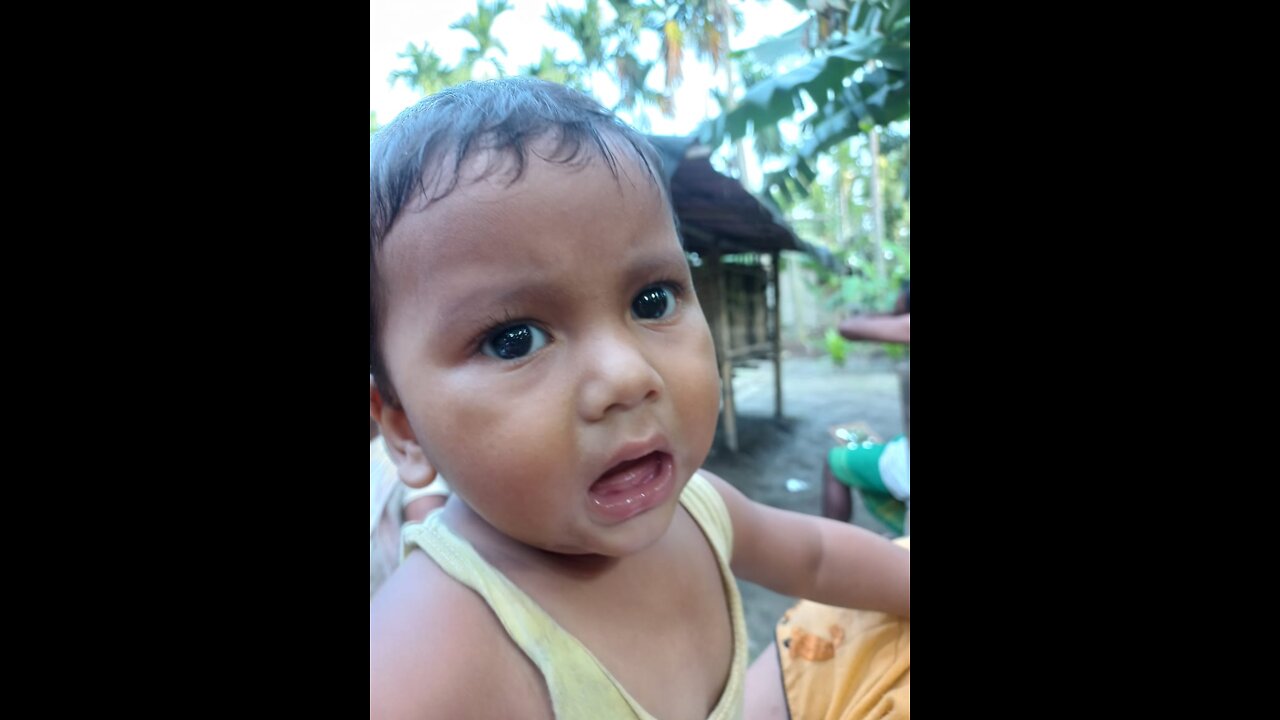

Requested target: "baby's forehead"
[
  {"left": 389, "top": 148, "right": 672, "bottom": 264},
  {"left": 405, "top": 137, "right": 665, "bottom": 222}
]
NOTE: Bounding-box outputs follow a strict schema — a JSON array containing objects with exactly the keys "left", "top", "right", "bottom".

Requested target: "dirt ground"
[{"left": 701, "top": 351, "right": 907, "bottom": 661}]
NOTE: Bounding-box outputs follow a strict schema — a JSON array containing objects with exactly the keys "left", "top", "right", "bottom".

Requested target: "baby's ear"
[{"left": 370, "top": 377, "right": 438, "bottom": 489}]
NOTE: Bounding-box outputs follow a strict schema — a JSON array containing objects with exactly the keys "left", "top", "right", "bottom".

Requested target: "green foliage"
[
  {"left": 389, "top": 41, "right": 470, "bottom": 96},
  {"left": 698, "top": 0, "right": 909, "bottom": 207},
  {"left": 522, "top": 47, "right": 586, "bottom": 89},
  {"left": 824, "top": 327, "right": 848, "bottom": 366},
  {"left": 451, "top": 0, "right": 513, "bottom": 77}
]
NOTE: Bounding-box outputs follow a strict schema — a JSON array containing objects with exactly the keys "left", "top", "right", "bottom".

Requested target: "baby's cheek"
[{"left": 674, "top": 331, "right": 723, "bottom": 440}]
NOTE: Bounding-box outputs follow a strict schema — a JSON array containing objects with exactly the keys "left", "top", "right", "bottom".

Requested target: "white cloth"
[
  {"left": 877, "top": 435, "right": 910, "bottom": 503},
  {"left": 371, "top": 438, "right": 450, "bottom": 597}
]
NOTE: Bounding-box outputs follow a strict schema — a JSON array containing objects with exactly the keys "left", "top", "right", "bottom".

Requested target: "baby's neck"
[{"left": 440, "top": 498, "right": 624, "bottom": 580}]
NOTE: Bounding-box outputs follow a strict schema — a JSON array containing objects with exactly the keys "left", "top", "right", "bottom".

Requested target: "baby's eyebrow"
[
  {"left": 433, "top": 250, "right": 689, "bottom": 327},
  {"left": 435, "top": 281, "right": 567, "bottom": 329},
  {"left": 619, "top": 253, "right": 692, "bottom": 287}
]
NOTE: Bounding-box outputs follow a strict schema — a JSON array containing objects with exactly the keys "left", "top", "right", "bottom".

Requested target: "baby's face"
[{"left": 377, "top": 141, "right": 722, "bottom": 557}]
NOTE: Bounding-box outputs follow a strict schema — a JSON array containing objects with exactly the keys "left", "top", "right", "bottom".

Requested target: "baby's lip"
[{"left": 596, "top": 436, "right": 669, "bottom": 482}]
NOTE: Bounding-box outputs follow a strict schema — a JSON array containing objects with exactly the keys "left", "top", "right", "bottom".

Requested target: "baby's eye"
[
  {"left": 632, "top": 284, "right": 677, "bottom": 320},
  {"left": 482, "top": 324, "right": 549, "bottom": 360}
]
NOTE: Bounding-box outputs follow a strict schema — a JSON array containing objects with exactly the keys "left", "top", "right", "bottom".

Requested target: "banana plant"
[{"left": 698, "top": 0, "right": 909, "bottom": 207}]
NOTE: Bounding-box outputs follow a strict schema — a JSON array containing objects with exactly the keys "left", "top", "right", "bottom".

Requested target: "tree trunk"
[{"left": 869, "top": 127, "right": 886, "bottom": 280}]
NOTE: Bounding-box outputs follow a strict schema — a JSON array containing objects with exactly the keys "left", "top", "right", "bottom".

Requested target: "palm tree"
[
  {"left": 656, "top": 0, "right": 741, "bottom": 94},
  {"left": 547, "top": 1, "right": 672, "bottom": 122},
  {"left": 388, "top": 42, "right": 467, "bottom": 96},
  {"left": 450, "top": 0, "right": 513, "bottom": 79},
  {"left": 546, "top": 0, "right": 607, "bottom": 72},
  {"left": 613, "top": 52, "right": 669, "bottom": 129},
  {"left": 656, "top": 0, "right": 748, "bottom": 178},
  {"left": 522, "top": 47, "right": 585, "bottom": 90}
]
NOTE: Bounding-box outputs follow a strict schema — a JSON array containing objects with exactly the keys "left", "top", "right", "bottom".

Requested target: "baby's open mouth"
[
  {"left": 588, "top": 451, "right": 674, "bottom": 520},
  {"left": 592, "top": 451, "right": 665, "bottom": 493}
]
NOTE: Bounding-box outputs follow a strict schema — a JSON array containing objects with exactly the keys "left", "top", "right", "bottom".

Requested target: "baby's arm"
[{"left": 703, "top": 470, "right": 910, "bottom": 619}]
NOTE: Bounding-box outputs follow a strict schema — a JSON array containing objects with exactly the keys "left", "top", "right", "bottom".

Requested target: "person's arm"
[
  {"left": 836, "top": 313, "right": 910, "bottom": 344},
  {"left": 704, "top": 470, "right": 910, "bottom": 619}
]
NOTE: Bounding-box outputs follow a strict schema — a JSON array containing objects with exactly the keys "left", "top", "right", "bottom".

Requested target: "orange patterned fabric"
[{"left": 776, "top": 537, "right": 909, "bottom": 719}]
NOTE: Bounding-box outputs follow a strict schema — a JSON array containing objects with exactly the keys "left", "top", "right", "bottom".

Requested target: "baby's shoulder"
[{"left": 370, "top": 552, "right": 551, "bottom": 718}]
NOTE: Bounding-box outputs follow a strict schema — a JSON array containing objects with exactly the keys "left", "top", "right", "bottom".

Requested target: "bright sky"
[{"left": 369, "top": 0, "right": 809, "bottom": 135}]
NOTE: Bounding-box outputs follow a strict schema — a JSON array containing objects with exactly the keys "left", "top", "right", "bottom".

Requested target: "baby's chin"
[{"left": 551, "top": 500, "right": 686, "bottom": 560}]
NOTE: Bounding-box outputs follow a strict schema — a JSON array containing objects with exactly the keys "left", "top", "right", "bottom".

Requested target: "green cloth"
[{"left": 828, "top": 438, "right": 906, "bottom": 534}]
